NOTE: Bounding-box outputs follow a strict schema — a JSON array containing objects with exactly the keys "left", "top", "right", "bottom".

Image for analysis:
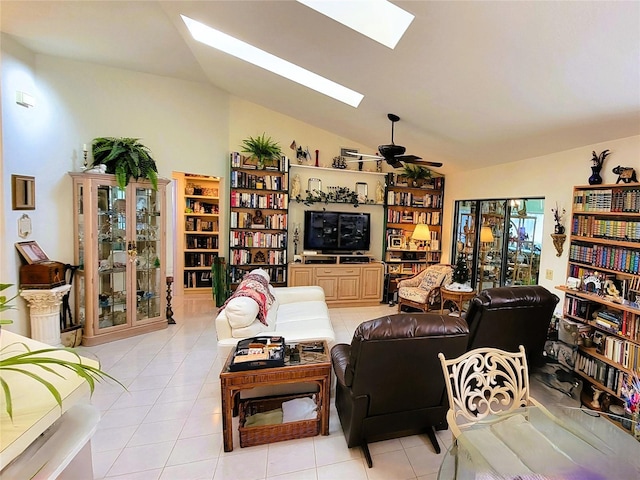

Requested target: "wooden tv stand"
[{"left": 289, "top": 255, "right": 383, "bottom": 307}]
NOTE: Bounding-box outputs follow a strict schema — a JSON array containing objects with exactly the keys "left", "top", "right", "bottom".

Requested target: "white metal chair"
[{"left": 438, "top": 345, "right": 544, "bottom": 438}]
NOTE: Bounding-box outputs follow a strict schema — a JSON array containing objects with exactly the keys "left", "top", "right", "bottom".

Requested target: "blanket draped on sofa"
[{"left": 219, "top": 273, "right": 275, "bottom": 326}]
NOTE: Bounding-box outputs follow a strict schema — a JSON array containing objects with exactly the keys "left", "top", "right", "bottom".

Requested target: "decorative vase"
[{"left": 588, "top": 166, "right": 603, "bottom": 185}]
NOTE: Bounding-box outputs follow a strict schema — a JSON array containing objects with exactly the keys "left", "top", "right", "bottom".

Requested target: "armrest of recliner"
[{"left": 330, "top": 343, "right": 351, "bottom": 387}]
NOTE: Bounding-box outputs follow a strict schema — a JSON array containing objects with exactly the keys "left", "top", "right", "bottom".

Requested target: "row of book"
[
  {"left": 576, "top": 352, "right": 631, "bottom": 394},
  {"left": 229, "top": 248, "right": 286, "bottom": 266},
  {"left": 230, "top": 152, "right": 289, "bottom": 172},
  {"left": 386, "top": 191, "right": 443, "bottom": 208},
  {"left": 185, "top": 218, "right": 218, "bottom": 232},
  {"left": 387, "top": 210, "right": 441, "bottom": 225},
  {"left": 229, "top": 231, "right": 286, "bottom": 249},
  {"left": 183, "top": 270, "right": 212, "bottom": 288},
  {"left": 184, "top": 252, "right": 216, "bottom": 268},
  {"left": 229, "top": 265, "right": 287, "bottom": 284},
  {"left": 230, "top": 192, "right": 288, "bottom": 210},
  {"left": 594, "top": 309, "right": 623, "bottom": 332},
  {"left": 186, "top": 236, "right": 218, "bottom": 249},
  {"left": 569, "top": 243, "right": 640, "bottom": 274},
  {"left": 563, "top": 295, "right": 596, "bottom": 320},
  {"left": 573, "top": 188, "right": 640, "bottom": 213},
  {"left": 602, "top": 334, "right": 640, "bottom": 371},
  {"left": 229, "top": 211, "right": 287, "bottom": 230},
  {"left": 388, "top": 173, "right": 444, "bottom": 190},
  {"left": 185, "top": 200, "right": 219, "bottom": 214},
  {"left": 572, "top": 216, "right": 640, "bottom": 242},
  {"left": 230, "top": 171, "right": 285, "bottom": 191}
]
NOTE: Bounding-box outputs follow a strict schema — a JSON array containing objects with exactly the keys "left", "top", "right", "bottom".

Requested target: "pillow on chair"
[{"left": 419, "top": 265, "right": 450, "bottom": 291}]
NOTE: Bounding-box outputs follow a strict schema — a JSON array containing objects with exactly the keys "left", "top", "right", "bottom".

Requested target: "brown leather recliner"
[
  {"left": 465, "top": 285, "right": 559, "bottom": 367},
  {"left": 330, "top": 313, "right": 469, "bottom": 467}
]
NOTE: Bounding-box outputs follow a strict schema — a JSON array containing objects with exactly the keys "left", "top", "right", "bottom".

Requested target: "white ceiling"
[{"left": 2, "top": 1, "right": 639, "bottom": 173}]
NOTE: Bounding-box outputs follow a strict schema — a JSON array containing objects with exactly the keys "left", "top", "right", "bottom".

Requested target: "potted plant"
[
  {"left": 0, "top": 283, "right": 125, "bottom": 420},
  {"left": 91, "top": 137, "right": 159, "bottom": 189},
  {"left": 240, "top": 133, "right": 282, "bottom": 169},
  {"left": 402, "top": 164, "right": 431, "bottom": 187},
  {"left": 0, "top": 283, "right": 19, "bottom": 326}
]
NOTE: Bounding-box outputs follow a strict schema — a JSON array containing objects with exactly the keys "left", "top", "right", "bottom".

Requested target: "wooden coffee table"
[{"left": 220, "top": 340, "right": 331, "bottom": 452}]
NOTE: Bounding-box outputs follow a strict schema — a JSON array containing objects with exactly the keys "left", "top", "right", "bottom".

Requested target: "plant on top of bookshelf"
[
  {"left": 240, "top": 133, "right": 282, "bottom": 170},
  {"left": 402, "top": 164, "right": 431, "bottom": 187}
]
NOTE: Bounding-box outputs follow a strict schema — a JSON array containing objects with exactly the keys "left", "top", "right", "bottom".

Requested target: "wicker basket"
[{"left": 238, "top": 393, "right": 320, "bottom": 447}]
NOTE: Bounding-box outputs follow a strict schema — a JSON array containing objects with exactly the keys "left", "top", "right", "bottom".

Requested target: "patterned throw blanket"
[{"left": 219, "top": 273, "right": 275, "bottom": 326}]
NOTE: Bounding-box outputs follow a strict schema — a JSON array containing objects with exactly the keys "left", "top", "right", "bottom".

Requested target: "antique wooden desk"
[{"left": 220, "top": 340, "right": 331, "bottom": 452}]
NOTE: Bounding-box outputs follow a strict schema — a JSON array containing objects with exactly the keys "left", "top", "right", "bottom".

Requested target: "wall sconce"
[
  {"left": 551, "top": 233, "right": 566, "bottom": 257},
  {"left": 16, "top": 91, "right": 36, "bottom": 108}
]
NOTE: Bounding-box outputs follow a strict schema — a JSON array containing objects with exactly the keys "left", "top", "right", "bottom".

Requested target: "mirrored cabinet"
[{"left": 69, "top": 172, "right": 170, "bottom": 345}]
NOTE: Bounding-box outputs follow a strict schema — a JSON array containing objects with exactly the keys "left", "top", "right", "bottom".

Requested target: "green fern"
[{"left": 91, "top": 137, "right": 158, "bottom": 189}]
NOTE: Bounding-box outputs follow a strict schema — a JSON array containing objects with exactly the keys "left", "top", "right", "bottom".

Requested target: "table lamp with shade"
[{"left": 412, "top": 223, "right": 431, "bottom": 250}]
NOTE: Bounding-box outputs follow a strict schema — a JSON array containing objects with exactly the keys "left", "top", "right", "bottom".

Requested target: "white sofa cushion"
[{"left": 226, "top": 297, "right": 260, "bottom": 329}]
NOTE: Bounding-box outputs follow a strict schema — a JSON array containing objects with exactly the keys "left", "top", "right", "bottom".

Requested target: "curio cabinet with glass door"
[
  {"left": 69, "top": 172, "right": 170, "bottom": 346},
  {"left": 452, "top": 198, "right": 544, "bottom": 292}
]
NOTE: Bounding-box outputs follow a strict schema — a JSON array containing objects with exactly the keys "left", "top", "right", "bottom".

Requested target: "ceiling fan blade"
[
  {"left": 388, "top": 159, "right": 404, "bottom": 168},
  {"left": 345, "top": 151, "right": 383, "bottom": 160},
  {"left": 346, "top": 157, "right": 379, "bottom": 163},
  {"left": 395, "top": 154, "right": 422, "bottom": 162}
]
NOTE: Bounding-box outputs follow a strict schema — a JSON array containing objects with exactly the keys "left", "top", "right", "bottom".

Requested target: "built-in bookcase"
[{"left": 228, "top": 152, "right": 289, "bottom": 289}]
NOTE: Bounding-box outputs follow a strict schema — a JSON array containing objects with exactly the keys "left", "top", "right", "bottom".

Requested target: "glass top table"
[{"left": 438, "top": 406, "right": 640, "bottom": 479}]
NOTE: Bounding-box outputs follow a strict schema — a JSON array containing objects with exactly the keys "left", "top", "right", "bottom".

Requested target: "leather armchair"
[
  {"left": 331, "top": 313, "right": 469, "bottom": 467},
  {"left": 465, "top": 285, "right": 559, "bottom": 367}
]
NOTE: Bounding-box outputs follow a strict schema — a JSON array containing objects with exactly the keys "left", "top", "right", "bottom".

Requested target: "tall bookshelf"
[
  {"left": 228, "top": 152, "right": 289, "bottom": 289},
  {"left": 174, "top": 173, "right": 221, "bottom": 295},
  {"left": 556, "top": 183, "right": 640, "bottom": 431},
  {"left": 384, "top": 173, "right": 445, "bottom": 295}
]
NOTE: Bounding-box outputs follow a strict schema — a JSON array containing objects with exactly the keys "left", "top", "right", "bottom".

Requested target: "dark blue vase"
[{"left": 588, "top": 166, "right": 603, "bottom": 185}]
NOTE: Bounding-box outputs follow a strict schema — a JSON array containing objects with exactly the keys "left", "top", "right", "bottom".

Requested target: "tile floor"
[{"left": 80, "top": 297, "right": 576, "bottom": 479}]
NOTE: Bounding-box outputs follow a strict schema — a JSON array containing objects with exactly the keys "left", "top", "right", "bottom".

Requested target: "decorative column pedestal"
[{"left": 20, "top": 285, "right": 71, "bottom": 346}]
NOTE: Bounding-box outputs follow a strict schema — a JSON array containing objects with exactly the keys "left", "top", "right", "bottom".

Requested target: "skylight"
[
  {"left": 296, "top": 0, "right": 414, "bottom": 49},
  {"left": 181, "top": 15, "right": 364, "bottom": 108}
]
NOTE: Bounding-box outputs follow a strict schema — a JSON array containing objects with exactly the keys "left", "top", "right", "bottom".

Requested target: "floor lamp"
[{"left": 412, "top": 223, "right": 431, "bottom": 270}]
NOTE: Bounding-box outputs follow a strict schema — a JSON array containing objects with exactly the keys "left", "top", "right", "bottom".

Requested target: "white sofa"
[{"left": 215, "top": 284, "right": 335, "bottom": 358}]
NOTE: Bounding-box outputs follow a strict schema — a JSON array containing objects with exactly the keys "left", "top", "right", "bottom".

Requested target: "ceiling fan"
[{"left": 348, "top": 113, "right": 442, "bottom": 169}]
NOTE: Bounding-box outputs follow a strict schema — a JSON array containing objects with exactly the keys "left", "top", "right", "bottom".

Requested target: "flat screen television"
[{"left": 303, "top": 210, "right": 371, "bottom": 253}]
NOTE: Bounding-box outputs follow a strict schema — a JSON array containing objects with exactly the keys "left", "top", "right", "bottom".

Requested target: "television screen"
[{"left": 303, "top": 211, "right": 370, "bottom": 252}]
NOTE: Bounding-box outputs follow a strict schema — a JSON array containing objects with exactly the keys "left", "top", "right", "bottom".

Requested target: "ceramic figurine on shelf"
[
  {"left": 376, "top": 181, "right": 384, "bottom": 204},
  {"left": 291, "top": 174, "right": 301, "bottom": 198}
]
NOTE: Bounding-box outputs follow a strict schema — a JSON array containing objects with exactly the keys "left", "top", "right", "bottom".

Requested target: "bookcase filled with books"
[
  {"left": 229, "top": 152, "right": 289, "bottom": 289},
  {"left": 557, "top": 183, "right": 640, "bottom": 429},
  {"left": 174, "top": 173, "right": 221, "bottom": 295},
  {"left": 383, "top": 173, "right": 444, "bottom": 299}
]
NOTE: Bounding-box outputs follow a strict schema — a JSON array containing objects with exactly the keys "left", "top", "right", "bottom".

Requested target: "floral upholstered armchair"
[{"left": 397, "top": 264, "right": 453, "bottom": 312}]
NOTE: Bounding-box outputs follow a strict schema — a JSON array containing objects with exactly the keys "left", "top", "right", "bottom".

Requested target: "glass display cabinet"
[
  {"left": 452, "top": 198, "right": 544, "bottom": 292},
  {"left": 69, "top": 172, "right": 170, "bottom": 346}
]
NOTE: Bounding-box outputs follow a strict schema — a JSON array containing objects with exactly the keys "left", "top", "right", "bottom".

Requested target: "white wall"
[
  {"left": 1, "top": 34, "right": 40, "bottom": 329},
  {"left": 444, "top": 135, "right": 640, "bottom": 304},
  {"left": 2, "top": 45, "right": 230, "bottom": 335}
]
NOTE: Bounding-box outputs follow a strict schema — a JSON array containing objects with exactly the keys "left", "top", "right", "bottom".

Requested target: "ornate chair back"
[{"left": 438, "top": 345, "right": 536, "bottom": 438}]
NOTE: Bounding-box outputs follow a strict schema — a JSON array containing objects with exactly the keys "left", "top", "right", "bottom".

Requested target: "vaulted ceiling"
[{"left": 2, "top": 1, "right": 639, "bottom": 173}]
